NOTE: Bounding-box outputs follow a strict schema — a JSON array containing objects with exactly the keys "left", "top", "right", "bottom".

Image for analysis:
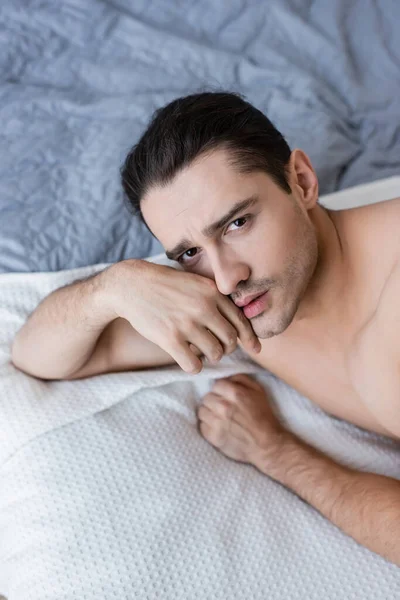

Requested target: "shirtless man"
[{"left": 11, "top": 91, "right": 400, "bottom": 567}]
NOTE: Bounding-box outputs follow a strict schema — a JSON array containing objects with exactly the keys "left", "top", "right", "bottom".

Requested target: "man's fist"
[{"left": 196, "top": 373, "right": 285, "bottom": 467}]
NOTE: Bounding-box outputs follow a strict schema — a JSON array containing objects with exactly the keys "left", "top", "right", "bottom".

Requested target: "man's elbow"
[
  {"left": 10, "top": 353, "right": 59, "bottom": 381},
  {"left": 10, "top": 336, "right": 67, "bottom": 381}
]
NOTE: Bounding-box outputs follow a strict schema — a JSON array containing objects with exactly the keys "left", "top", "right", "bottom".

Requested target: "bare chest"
[
  {"left": 249, "top": 200, "right": 400, "bottom": 438},
  {"left": 237, "top": 197, "right": 400, "bottom": 437},
  {"left": 251, "top": 336, "right": 393, "bottom": 436}
]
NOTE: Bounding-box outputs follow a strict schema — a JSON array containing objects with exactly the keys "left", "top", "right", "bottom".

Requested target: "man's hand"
[
  {"left": 196, "top": 373, "right": 285, "bottom": 466},
  {"left": 197, "top": 374, "right": 400, "bottom": 567},
  {"left": 108, "top": 260, "right": 261, "bottom": 375}
]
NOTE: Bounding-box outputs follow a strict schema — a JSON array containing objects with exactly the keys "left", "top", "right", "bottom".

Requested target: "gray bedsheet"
[{"left": 1, "top": 0, "right": 399, "bottom": 273}]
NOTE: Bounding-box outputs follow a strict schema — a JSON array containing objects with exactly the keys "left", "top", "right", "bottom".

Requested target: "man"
[{"left": 11, "top": 91, "right": 400, "bottom": 566}]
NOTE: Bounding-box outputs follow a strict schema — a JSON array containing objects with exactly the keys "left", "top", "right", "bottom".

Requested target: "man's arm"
[
  {"left": 64, "top": 317, "right": 176, "bottom": 380},
  {"left": 11, "top": 268, "right": 117, "bottom": 380},
  {"left": 11, "top": 262, "right": 177, "bottom": 381},
  {"left": 197, "top": 374, "right": 400, "bottom": 567},
  {"left": 256, "top": 432, "right": 400, "bottom": 567}
]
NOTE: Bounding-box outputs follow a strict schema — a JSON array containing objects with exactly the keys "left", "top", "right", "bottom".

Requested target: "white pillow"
[{"left": 320, "top": 175, "right": 400, "bottom": 208}]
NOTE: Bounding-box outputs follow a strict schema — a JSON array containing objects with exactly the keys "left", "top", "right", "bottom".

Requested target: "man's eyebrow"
[{"left": 165, "top": 194, "right": 259, "bottom": 261}]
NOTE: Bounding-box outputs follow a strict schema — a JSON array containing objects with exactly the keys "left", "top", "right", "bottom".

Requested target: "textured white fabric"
[{"left": 2, "top": 191, "right": 400, "bottom": 597}]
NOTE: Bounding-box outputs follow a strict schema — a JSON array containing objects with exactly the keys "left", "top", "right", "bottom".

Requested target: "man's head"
[{"left": 121, "top": 91, "right": 321, "bottom": 339}]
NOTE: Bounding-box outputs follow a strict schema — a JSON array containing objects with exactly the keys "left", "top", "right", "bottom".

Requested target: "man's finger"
[{"left": 218, "top": 299, "right": 261, "bottom": 354}]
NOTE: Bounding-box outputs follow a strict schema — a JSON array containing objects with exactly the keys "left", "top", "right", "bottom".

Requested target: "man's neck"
[{"left": 293, "top": 204, "right": 351, "bottom": 327}]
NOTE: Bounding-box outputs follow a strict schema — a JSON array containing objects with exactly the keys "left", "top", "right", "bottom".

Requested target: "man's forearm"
[
  {"left": 255, "top": 433, "right": 400, "bottom": 567},
  {"left": 11, "top": 266, "right": 117, "bottom": 380}
]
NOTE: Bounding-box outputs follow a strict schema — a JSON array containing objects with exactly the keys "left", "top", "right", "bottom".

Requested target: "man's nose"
[{"left": 211, "top": 253, "right": 250, "bottom": 297}]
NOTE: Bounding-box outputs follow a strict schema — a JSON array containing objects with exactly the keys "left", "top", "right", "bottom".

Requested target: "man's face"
[{"left": 141, "top": 149, "right": 318, "bottom": 339}]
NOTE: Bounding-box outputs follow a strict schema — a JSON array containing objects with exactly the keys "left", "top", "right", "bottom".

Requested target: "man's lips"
[{"left": 234, "top": 291, "right": 268, "bottom": 308}]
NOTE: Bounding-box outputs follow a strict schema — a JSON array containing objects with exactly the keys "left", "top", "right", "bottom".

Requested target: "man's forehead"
[
  {"left": 143, "top": 150, "right": 246, "bottom": 217},
  {"left": 144, "top": 152, "right": 257, "bottom": 215}
]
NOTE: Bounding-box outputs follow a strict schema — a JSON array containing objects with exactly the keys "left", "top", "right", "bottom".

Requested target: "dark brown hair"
[{"left": 121, "top": 90, "right": 292, "bottom": 225}]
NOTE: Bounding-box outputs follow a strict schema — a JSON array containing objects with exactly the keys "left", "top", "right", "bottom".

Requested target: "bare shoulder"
[
  {"left": 346, "top": 255, "right": 400, "bottom": 438},
  {"left": 374, "top": 257, "right": 400, "bottom": 348},
  {"left": 321, "top": 197, "right": 400, "bottom": 436},
  {"left": 363, "top": 196, "right": 400, "bottom": 331},
  {"left": 343, "top": 195, "right": 400, "bottom": 249},
  {"left": 348, "top": 195, "right": 400, "bottom": 351},
  {"left": 334, "top": 195, "right": 400, "bottom": 302}
]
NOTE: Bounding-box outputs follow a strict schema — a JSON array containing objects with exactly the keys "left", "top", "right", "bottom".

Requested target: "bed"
[
  {"left": 1, "top": 1, "right": 400, "bottom": 598},
  {"left": 1, "top": 183, "right": 400, "bottom": 598}
]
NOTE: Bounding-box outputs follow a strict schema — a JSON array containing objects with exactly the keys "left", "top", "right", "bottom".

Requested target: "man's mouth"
[
  {"left": 240, "top": 291, "right": 270, "bottom": 319},
  {"left": 235, "top": 290, "right": 268, "bottom": 308}
]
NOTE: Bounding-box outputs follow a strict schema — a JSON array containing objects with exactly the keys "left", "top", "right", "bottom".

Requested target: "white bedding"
[{"left": 1, "top": 178, "right": 400, "bottom": 599}]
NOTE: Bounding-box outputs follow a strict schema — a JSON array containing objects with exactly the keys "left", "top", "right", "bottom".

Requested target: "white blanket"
[{"left": 1, "top": 252, "right": 400, "bottom": 598}]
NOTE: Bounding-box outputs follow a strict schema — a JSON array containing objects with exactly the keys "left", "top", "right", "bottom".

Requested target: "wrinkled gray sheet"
[{"left": 1, "top": 0, "right": 399, "bottom": 273}]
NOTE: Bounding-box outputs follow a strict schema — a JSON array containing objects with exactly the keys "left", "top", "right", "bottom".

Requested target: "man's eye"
[
  {"left": 177, "top": 216, "right": 251, "bottom": 263},
  {"left": 178, "top": 248, "right": 198, "bottom": 263},
  {"left": 227, "top": 216, "right": 249, "bottom": 231}
]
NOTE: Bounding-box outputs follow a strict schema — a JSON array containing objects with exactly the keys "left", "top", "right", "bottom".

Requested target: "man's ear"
[{"left": 288, "top": 149, "right": 319, "bottom": 209}]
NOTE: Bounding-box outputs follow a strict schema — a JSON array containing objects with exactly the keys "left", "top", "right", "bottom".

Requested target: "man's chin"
[
  {"left": 251, "top": 309, "right": 290, "bottom": 340},
  {"left": 249, "top": 313, "right": 274, "bottom": 340}
]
